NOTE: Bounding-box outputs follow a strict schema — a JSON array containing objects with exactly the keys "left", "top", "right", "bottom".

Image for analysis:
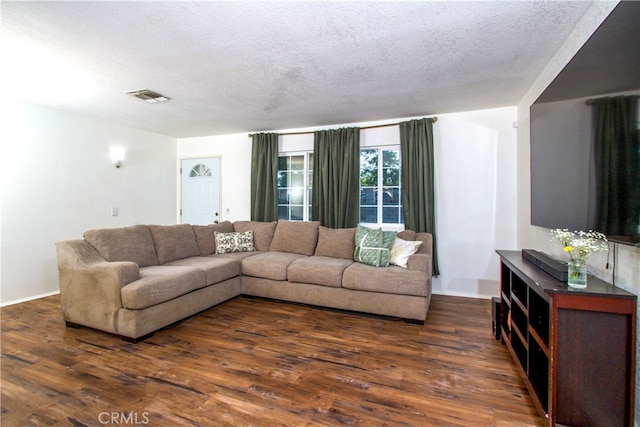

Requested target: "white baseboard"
[
  {"left": 431, "top": 289, "right": 495, "bottom": 300},
  {"left": 1, "top": 290, "right": 60, "bottom": 307}
]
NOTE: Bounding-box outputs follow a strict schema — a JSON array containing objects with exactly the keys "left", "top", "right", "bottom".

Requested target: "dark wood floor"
[{"left": 1, "top": 293, "right": 544, "bottom": 426}]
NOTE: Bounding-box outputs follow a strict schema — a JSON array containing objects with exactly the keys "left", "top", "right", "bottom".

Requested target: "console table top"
[{"left": 496, "top": 250, "right": 636, "bottom": 300}]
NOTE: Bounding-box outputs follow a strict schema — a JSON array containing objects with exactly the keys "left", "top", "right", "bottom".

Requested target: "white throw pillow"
[
  {"left": 214, "top": 230, "right": 255, "bottom": 254},
  {"left": 389, "top": 238, "right": 422, "bottom": 268}
]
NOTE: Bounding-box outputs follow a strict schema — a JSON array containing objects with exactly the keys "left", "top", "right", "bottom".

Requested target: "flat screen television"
[{"left": 530, "top": 1, "right": 640, "bottom": 245}]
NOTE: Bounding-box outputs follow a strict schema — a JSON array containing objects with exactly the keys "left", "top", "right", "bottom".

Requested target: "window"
[
  {"left": 277, "top": 153, "right": 313, "bottom": 221},
  {"left": 359, "top": 147, "right": 403, "bottom": 226},
  {"left": 189, "top": 164, "right": 212, "bottom": 177}
]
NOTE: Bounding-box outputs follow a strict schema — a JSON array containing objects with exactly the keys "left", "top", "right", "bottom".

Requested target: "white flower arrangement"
[{"left": 550, "top": 228, "right": 609, "bottom": 267}]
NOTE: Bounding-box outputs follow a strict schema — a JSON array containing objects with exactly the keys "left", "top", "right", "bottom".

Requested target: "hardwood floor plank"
[{"left": 1, "top": 294, "right": 544, "bottom": 426}]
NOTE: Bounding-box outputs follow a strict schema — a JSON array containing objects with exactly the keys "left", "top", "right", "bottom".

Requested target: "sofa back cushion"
[
  {"left": 233, "top": 221, "right": 277, "bottom": 251},
  {"left": 84, "top": 225, "right": 158, "bottom": 267},
  {"left": 314, "top": 226, "right": 356, "bottom": 259},
  {"left": 192, "top": 221, "right": 234, "bottom": 255},
  {"left": 148, "top": 224, "right": 200, "bottom": 264},
  {"left": 269, "top": 221, "right": 320, "bottom": 255},
  {"left": 397, "top": 230, "right": 417, "bottom": 241}
]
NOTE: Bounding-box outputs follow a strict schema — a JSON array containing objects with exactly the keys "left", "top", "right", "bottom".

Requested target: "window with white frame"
[
  {"left": 359, "top": 147, "right": 403, "bottom": 226},
  {"left": 277, "top": 152, "right": 313, "bottom": 221}
]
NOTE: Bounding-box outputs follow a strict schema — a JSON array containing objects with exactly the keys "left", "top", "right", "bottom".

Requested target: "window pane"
[
  {"left": 277, "top": 189, "right": 289, "bottom": 204},
  {"left": 382, "top": 149, "right": 400, "bottom": 167},
  {"left": 383, "top": 207, "right": 401, "bottom": 224},
  {"left": 360, "top": 207, "right": 377, "bottom": 223},
  {"left": 290, "top": 189, "right": 303, "bottom": 204},
  {"left": 278, "top": 156, "right": 288, "bottom": 170},
  {"left": 276, "top": 171, "right": 287, "bottom": 187},
  {"left": 291, "top": 171, "right": 304, "bottom": 187},
  {"left": 383, "top": 168, "right": 400, "bottom": 186},
  {"left": 290, "top": 206, "right": 303, "bottom": 221},
  {"left": 382, "top": 187, "right": 400, "bottom": 205},
  {"left": 360, "top": 187, "right": 377, "bottom": 206},
  {"left": 361, "top": 149, "right": 378, "bottom": 168},
  {"left": 291, "top": 155, "right": 304, "bottom": 170},
  {"left": 278, "top": 206, "right": 289, "bottom": 220},
  {"left": 360, "top": 168, "right": 377, "bottom": 186}
]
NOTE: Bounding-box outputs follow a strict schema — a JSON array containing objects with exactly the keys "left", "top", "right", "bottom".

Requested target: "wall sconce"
[{"left": 109, "top": 147, "right": 126, "bottom": 168}]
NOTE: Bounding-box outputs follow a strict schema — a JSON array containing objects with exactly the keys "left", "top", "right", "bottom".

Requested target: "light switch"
[{"left": 111, "top": 207, "right": 119, "bottom": 216}]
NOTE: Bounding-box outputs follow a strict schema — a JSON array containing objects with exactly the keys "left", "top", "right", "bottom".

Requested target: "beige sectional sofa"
[{"left": 55, "top": 220, "right": 433, "bottom": 342}]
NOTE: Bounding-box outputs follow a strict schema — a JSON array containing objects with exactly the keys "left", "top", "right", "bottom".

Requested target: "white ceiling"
[{"left": 1, "top": 1, "right": 595, "bottom": 138}]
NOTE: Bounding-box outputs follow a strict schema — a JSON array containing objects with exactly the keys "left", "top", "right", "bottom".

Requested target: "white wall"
[
  {"left": 435, "top": 108, "right": 518, "bottom": 298},
  {"left": 177, "top": 107, "right": 518, "bottom": 300},
  {"left": 0, "top": 100, "right": 177, "bottom": 304},
  {"left": 516, "top": 2, "right": 640, "bottom": 423}
]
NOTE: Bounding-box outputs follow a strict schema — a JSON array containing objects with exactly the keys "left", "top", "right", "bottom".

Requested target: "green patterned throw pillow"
[
  {"left": 354, "top": 225, "right": 396, "bottom": 267},
  {"left": 214, "top": 230, "right": 255, "bottom": 254}
]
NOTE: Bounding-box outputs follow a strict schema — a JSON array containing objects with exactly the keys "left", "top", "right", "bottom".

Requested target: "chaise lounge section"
[{"left": 55, "top": 220, "right": 433, "bottom": 341}]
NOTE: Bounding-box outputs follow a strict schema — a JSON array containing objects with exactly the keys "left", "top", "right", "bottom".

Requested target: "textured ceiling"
[{"left": 1, "top": 1, "right": 595, "bottom": 138}]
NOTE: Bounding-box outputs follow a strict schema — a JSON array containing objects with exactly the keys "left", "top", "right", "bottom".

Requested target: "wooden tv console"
[{"left": 496, "top": 250, "right": 636, "bottom": 427}]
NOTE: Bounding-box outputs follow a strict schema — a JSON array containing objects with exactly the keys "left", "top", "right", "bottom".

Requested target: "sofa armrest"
[
  {"left": 406, "top": 253, "right": 432, "bottom": 276},
  {"left": 412, "top": 233, "right": 433, "bottom": 277},
  {"left": 55, "top": 240, "right": 140, "bottom": 334}
]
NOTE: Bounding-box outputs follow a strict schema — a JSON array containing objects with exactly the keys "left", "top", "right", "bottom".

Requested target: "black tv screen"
[{"left": 530, "top": 1, "right": 640, "bottom": 245}]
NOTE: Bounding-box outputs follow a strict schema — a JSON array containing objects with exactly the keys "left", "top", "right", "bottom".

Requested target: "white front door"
[{"left": 181, "top": 157, "right": 220, "bottom": 225}]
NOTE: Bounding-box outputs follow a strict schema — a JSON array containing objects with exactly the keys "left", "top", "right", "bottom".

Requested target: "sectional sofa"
[{"left": 55, "top": 220, "right": 433, "bottom": 342}]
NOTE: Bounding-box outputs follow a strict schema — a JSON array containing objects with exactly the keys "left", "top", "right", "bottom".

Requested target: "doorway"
[{"left": 180, "top": 157, "right": 220, "bottom": 225}]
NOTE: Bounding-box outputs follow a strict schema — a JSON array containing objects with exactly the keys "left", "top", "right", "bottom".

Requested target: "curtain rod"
[
  {"left": 247, "top": 116, "right": 437, "bottom": 137},
  {"left": 585, "top": 94, "right": 640, "bottom": 105}
]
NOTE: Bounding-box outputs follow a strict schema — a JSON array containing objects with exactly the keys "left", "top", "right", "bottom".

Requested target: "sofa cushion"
[
  {"left": 241, "top": 252, "right": 306, "bottom": 281},
  {"left": 192, "top": 221, "right": 234, "bottom": 255},
  {"left": 389, "top": 238, "right": 422, "bottom": 268},
  {"left": 121, "top": 266, "right": 207, "bottom": 309},
  {"left": 353, "top": 225, "right": 396, "bottom": 267},
  {"left": 149, "top": 224, "right": 200, "bottom": 264},
  {"left": 84, "top": 225, "right": 158, "bottom": 267},
  {"left": 287, "top": 256, "right": 354, "bottom": 288},
  {"left": 233, "top": 221, "right": 277, "bottom": 251},
  {"left": 314, "top": 226, "right": 355, "bottom": 260},
  {"left": 342, "top": 262, "right": 428, "bottom": 297},
  {"left": 165, "top": 256, "right": 240, "bottom": 286},
  {"left": 269, "top": 221, "right": 320, "bottom": 256},
  {"left": 215, "top": 231, "right": 255, "bottom": 254},
  {"left": 216, "top": 251, "right": 264, "bottom": 261},
  {"left": 397, "top": 230, "right": 417, "bottom": 241}
]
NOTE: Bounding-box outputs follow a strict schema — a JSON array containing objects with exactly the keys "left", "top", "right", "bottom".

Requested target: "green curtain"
[
  {"left": 312, "top": 127, "right": 360, "bottom": 228},
  {"left": 591, "top": 95, "right": 640, "bottom": 237},
  {"left": 399, "top": 118, "right": 439, "bottom": 276},
  {"left": 250, "top": 132, "right": 279, "bottom": 222}
]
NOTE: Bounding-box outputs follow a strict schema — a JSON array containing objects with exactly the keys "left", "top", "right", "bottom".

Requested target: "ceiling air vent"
[{"left": 124, "top": 88, "right": 171, "bottom": 103}]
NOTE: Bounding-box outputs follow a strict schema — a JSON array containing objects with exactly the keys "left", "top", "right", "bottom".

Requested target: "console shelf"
[{"left": 497, "top": 250, "right": 636, "bottom": 427}]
